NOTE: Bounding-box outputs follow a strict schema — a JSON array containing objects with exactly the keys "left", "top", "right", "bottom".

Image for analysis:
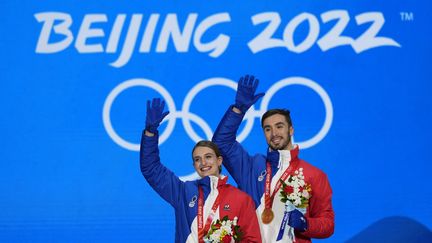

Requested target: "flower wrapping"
[
  {"left": 204, "top": 216, "right": 243, "bottom": 243},
  {"left": 278, "top": 168, "right": 311, "bottom": 241},
  {"left": 279, "top": 168, "right": 311, "bottom": 208}
]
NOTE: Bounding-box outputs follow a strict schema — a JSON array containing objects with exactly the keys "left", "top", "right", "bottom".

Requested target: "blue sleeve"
[
  {"left": 140, "top": 131, "right": 183, "bottom": 208},
  {"left": 212, "top": 106, "right": 256, "bottom": 190}
]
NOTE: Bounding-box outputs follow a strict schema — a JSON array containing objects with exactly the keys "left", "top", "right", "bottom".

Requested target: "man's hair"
[
  {"left": 261, "top": 109, "right": 293, "bottom": 128},
  {"left": 192, "top": 140, "right": 222, "bottom": 173}
]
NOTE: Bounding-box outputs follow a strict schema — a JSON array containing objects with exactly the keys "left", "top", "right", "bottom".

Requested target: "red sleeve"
[
  {"left": 237, "top": 194, "right": 262, "bottom": 242},
  {"left": 300, "top": 172, "right": 335, "bottom": 239}
]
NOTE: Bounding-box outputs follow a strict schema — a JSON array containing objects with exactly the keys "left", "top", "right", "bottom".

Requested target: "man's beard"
[{"left": 269, "top": 136, "right": 291, "bottom": 151}]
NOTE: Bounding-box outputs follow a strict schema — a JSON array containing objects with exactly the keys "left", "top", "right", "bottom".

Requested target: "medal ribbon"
[
  {"left": 277, "top": 202, "right": 306, "bottom": 241},
  {"left": 264, "top": 156, "right": 299, "bottom": 211},
  {"left": 197, "top": 177, "right": 227, "bottom": 243},
  {"left": 277, "top": 210, "right": 290, "bottom": 240}
]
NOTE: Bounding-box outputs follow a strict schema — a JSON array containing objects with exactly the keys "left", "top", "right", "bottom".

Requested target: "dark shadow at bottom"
[{"left": 346, "top": 216, "right": 432, "bottom": 243}]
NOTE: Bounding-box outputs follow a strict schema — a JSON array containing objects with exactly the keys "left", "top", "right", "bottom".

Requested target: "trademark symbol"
[{"left": 400, "top": 12, "right": 414, "bottom": 21}]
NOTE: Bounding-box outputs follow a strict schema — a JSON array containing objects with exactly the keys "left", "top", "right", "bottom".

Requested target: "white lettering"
[
  {"left": 156, "top": 14, "right": 197, "bottom": 52},
  {"left": 75, "top": 14, "right": 107, "bottom": 53},
  {"left": 33, "top": 11, "right": 401, "bottom": 67},
  {"left": 194, "top": 13, "right": 231, "bottom": 58},
  {"left": 352, "top": 12, "right": 401, "bottom": 53},
  {"left": 247, "top": 10, "right": 400, "bottom": 54},
  {"left": 106, "top": 14, "right": 126, "bottom": 53},
  {"left": 283, "top": 12, "right": 319, "bottom": 53},
  {"left": 317, "top": 10, "right": 354, "bottom": 51},
  {"left": 247, "top": 12, "right": 285, "bottom": 54},
  {"left": 139, "top": 14, "right": 160, "bottom": 53},
  {"left": 110, "top": 14, "right": 143, "bottom": 67},
  {"left": 34, "top": 12, "right": 73, "bottom": 53}
]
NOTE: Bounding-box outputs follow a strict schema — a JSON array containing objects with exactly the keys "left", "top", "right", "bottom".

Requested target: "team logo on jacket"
[
  {"left": 189, "top": 195, "right": 197, "bottom": 208},
  {"left": 258, "top": 170, "right": 267, "bottom": 181},
  {"left": 223, "top": 204, "right": 230, "bottom": 211}
]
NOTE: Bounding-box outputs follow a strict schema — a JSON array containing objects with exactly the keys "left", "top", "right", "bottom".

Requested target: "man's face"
[
  {"left": 192, "top": 146, "right": 222, "bottom": 178},
  {"left": 262, "top": 114, "right": 293, "bottom": 151}
]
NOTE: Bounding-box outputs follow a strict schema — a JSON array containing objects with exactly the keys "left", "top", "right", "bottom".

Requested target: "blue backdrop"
[{"left": 1, "top": 0, "right": 431, "bottom": 242}]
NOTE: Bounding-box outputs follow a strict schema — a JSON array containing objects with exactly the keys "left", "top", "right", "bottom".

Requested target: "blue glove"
[
  {"left": 145, "top": 98, "right": 169, "bottom": 133},
  {"left": 234, "top": 75, "right": 265, "bottom": 113},
  {"left": 288, "top": 209, "right": 308, "bottom": 232}
]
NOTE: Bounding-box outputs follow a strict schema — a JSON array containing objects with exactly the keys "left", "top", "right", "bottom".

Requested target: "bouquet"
[
  {"left": 204, "top": 216, "right": 243, "bottom": 243},
  {"left": 279, "top": 168, "right": 312, "bottom": 208}
]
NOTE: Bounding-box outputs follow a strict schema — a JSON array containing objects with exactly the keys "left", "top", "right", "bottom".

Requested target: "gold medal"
[{"left": 261, "top": 208, "right": 274, "bottom": 224}]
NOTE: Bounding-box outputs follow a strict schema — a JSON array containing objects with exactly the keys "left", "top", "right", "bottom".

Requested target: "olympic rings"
[{"left": 102, "top": 76, "right": 333, "bottom": 151}]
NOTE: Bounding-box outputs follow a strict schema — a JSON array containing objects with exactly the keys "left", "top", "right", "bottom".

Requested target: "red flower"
[
  {"left": 222, "top": 234, "right": 232, "bottom": 243},
  {"left": 214, "top": 223, "right": 221, "bottom": 229},
  {"left": 284, "top": 185, "right": 294, "bottom": 194}
]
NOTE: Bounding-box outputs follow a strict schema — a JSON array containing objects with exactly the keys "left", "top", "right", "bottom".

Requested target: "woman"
[{"left": 140, "top": 98, "right": 261, "bottom": 243}]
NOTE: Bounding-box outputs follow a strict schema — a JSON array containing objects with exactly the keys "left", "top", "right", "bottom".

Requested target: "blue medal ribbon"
[
  {"left": 277, "top": 201, "right": 306, "bottom": 241},
  {"left": 276, "top": 210, "right": 290, "bottom": 240}
]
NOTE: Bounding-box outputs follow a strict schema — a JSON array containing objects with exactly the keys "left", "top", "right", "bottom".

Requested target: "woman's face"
[{"left": 192, "top": 146, "right": 222, "bottom": 178}]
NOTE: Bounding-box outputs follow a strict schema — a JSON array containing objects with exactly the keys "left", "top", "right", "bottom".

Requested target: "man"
[{"left": 212, "top": 75, "right": 334, "bottom": 242}]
